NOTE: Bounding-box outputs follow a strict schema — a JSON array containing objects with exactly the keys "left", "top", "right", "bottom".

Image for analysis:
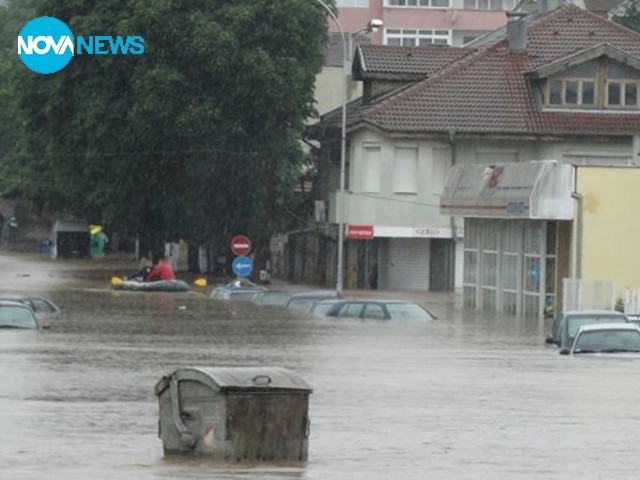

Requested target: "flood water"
[{"left": 2, "top": 253, "right": 640, "bottom": 479}]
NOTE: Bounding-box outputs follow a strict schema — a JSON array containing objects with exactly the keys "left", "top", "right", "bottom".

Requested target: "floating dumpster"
[{"left": 155, "top": 366, "right": 312, "bottom": 461}]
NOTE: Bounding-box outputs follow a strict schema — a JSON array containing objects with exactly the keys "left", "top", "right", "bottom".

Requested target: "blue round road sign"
[{"left": 232, "top": 256, "right": 253, "bottom": 277}]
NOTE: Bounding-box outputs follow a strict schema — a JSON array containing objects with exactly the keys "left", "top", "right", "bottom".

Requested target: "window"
[
  {"left": 464, "top": 0, "right": 512, "bottom": 9},
  {"left": 607, "top": 81, "right": 639, "bottom": 108},
  {"left": 363, "top": 304, "right": 386, "bottom": 319},
  {"left": 393, "top": 146, "right": 418, "bottom": 193},
  {"left": 387, "top": 0, "right": 451, "bottom": 7},
  {"left": 543, "top": 57, "right": 640, "bottom": 110},
  {"left": 385, "top": 28, "right": 451, "bottom": 46},
  {"left": 547, "top": 79, "right": 596, "bottom": 106},
  {"left": 361, "top": 144, "right": 381, "bottom": 193},
  {"left": 338, "top": 303, "right": 364, "bottom": 318}
]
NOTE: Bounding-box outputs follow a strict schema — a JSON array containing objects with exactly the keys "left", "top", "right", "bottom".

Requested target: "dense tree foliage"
[
  {"left": 1, "top": 0, "right": 330, "bottom": 259},
  {"left": 613, "top": 0, "right": 640, "bottom": 32}
]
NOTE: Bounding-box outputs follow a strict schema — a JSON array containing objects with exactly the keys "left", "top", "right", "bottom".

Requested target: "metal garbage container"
[{"left": 155, "top": 366, "right": 312, "bottom": 461}]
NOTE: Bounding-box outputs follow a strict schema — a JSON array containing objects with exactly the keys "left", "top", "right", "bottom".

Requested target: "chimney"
[{"left": 506, "top": 12, "right": 529, "bottom": 53}]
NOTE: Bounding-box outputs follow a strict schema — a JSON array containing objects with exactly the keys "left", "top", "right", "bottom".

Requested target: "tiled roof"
[
  {"left": 354, "top": 5, "right": 640, "bottom": 136},
  {"left": 355, "top": 45, "right": 475, "bottom": 79}
]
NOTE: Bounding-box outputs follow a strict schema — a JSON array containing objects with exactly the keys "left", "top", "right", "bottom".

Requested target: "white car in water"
[{"left": 560, "top": 323, "right": 640, "bottom": 356}]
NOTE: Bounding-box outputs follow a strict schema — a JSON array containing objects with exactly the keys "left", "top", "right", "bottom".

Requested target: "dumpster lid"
[
  {"left": 52, "top": 218, "right": 90, "bottom": 233},
  {"left": 155, "top": 366, "right": 312, "bottom": 395}
]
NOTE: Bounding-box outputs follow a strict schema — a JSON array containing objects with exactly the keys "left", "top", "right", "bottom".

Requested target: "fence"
[
  {"left": 624, "top": 288, "right": 640, "bottom": 316},
  {"left": 562, "top": 278, "right": 617, "bottom": 312}
]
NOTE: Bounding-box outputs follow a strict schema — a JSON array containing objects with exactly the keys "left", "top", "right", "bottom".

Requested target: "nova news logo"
[{"left": 18, "top": 16, "right": 145, "bottom": 74}]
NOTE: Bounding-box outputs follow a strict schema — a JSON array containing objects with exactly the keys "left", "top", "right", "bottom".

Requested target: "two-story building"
[
  {"left": 333, "top": 0, "right": 621, "bottom": 47},
  {"left": 335, "top": 0, "right": 518, "bottom": 46},
  {"left": 304, "top": 3, "right": 640, "bottom": 293}
]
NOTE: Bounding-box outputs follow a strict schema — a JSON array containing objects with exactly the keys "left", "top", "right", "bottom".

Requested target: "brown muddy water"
[{"left": 1, "top": 253, "right": 640, "bottom": 479}]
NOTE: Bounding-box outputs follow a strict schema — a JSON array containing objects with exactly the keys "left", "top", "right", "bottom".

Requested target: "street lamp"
[{"left": 314, "top": 0, "right": 382, "bottom": 295}]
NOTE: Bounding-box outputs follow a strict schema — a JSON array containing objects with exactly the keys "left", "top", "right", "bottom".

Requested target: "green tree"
[
  {"left": 613, "top": 0, "right": 640, "bottom": 32},
  {"left": 5, "top": 0, "right": 331, "bottom": 261}
]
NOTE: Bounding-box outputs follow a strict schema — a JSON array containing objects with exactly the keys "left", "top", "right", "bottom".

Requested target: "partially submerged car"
[
  {"left": 251, "top": 290, "right": 294, "bottom": 306},
  {"left": 310, "top": 299, "right": 346, "bottom": 317},
  {"left": 0, "top": 300, "right": 43, "bottom": 330},
  {"left": 0, "top": 294, "right": 60, "bottom": 314},
  {"left": 210, "top": 279, "right": 267, "bottom": 300},
  {"left": 560, "top": 323, "right": 640, "bottom": 356},
  {"left": 324, "top": 300, "right": 437, "bottom": 321},
  {"left": 545, "top": 310, "right": 628, "bottom": 348},
  {"left": 286, "top": 290, "right": 342, "bottom": 312}
]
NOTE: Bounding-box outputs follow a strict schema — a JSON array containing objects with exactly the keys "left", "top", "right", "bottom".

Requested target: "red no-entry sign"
[{"left": 231, "top": 235, "right": 252, "bottom": 256}]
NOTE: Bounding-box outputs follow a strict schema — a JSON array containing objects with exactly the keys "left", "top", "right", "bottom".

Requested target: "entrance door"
[{"left": 430, "top": 239, "right": 454, "bottom": 292}]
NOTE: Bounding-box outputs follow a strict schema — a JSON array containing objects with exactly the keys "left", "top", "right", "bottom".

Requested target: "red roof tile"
[
  {"left": 356, "top": 5, "right": 640, "bottom": 136},
  {"left": 355, "top": 44, "right": 475, "bottom": 79}
]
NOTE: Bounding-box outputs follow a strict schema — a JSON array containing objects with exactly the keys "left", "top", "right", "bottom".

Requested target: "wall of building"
[
  {"left": 538, "top": 139, "right": 633, "bottom": 165},
  {"left": 332, "top": 132, "right": 634, "bottom": 232},
  {"left": 448, "top": 137, "right": 632, "bottom": 167},
  {"left": 334, "top": 0, "right": 511, "bottom": 46},
  {"left": 576, "top": 166, "right": 640, "bottom": 290},
  {"left": 314, "top": 66, "right": 363, "bottom": 118},
  {"left": 329, "top": 128, "right": 453, "bottom": 229}
]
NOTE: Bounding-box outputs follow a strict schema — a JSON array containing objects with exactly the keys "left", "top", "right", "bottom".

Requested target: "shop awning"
[{"left": 440, "top": 160, "right": 574, "bottom": 219}]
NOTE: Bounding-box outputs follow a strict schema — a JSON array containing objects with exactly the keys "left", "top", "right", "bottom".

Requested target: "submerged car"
[
  {"left": 252, "top": 291, "right": 294, "bottom": 306},
  {"left": 310, "top": 299, "right": 346, "bottom": 317},
  {"left": 286, "top": 290, "right": 342, "bottom": 312},
  {"left": 560, "top": 323, "right": 640, "bottom": 356},
  {"left": 545, "top": 310, "right": 628, "bottom": 348},
  {"left": 324, "top": 300, "right": 436, "bottom": 321},
  {"left": 0, "top": 300, "right": 42, "bottom": 330},
  {"left": 210, "top": 279, "right": 267, "bottom": 300},
  {"left": 0, "top": 295, "right": 60, "bottom": 314}
]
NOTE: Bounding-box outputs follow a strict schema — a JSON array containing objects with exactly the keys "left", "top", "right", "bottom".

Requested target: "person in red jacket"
[{"left": 146, "top": 255, "right": 176, "bottom": 281}]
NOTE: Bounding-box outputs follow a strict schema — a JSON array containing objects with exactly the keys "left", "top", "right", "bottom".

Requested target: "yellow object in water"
[
  {"left": 110, "top": 276, "right": 123, "bottom": 285},
  {"left": 194, "top": 278, "right": 207, "bottom": 287}
]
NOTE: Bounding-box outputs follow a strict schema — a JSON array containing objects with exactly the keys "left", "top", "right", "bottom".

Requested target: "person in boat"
[
  {"left": 146, "top": 255, "right": 176, "bottom": 282},
  {"left": 127, "top": 257, "right": 153, "bottom": 282}
]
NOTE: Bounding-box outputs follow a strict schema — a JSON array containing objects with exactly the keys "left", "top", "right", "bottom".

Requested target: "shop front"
[{"left": 441, "top": 161, "right": 574, "bottom": 317}]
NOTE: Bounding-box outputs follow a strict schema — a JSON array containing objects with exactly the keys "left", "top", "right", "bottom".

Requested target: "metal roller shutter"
[{"left": 387, "top": 238, "right": 430, "bottom": 291}]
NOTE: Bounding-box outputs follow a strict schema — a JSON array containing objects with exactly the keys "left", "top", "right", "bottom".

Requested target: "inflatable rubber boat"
[{"left": 112, "top": 279, "right": 190, "bottom": 292}]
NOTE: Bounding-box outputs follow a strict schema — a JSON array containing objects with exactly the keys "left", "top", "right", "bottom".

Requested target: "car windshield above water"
[
  {"left": 0, "top": 302, "right": 40, "bottom": 329},
  {"left": 0, "top": 295, "right": 60, "bottom": 314},
  {"left": 565, "top": 314, "right": 627, "bottom": 339},
  {"left": 568, "top": 324, "right": 640, "bottom": 355},
  {"left": 546, "top": 310, "right": 628, "bottom": 347}
]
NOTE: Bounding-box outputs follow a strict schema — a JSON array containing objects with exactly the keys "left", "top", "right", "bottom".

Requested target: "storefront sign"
[
  {"left": 346, "top": 225, "right": 374, "bottom": 240},
  {"left": 413, "top": 227, "right": 451, "bottom": 238}
]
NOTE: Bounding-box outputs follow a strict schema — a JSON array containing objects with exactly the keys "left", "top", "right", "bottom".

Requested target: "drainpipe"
[
  {"left": 448, "top": 129, "right": 456, "bottom": 166},
  {"left": 571, "top": 192, "right": 583, "bottom": 279}
]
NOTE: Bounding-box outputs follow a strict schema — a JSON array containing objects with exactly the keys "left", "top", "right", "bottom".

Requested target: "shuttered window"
[
  {"left": 361, "top": 144, "right": 381, "bottom": 193},
  {"left": 393, "top": 146, "right": 418, "bottom": 193}
]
